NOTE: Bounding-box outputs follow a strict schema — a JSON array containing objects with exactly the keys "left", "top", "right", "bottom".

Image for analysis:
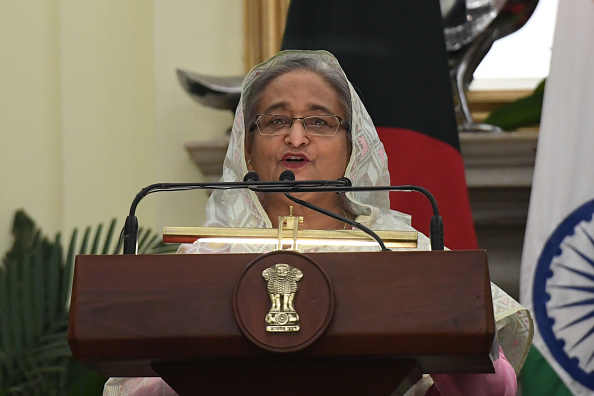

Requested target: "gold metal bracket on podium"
[{"left": 277, "top": 206, "right": 304, "bottom": 251}]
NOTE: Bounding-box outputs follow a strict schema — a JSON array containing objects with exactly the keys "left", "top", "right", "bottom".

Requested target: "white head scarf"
[{"left": 190, "top": 50, "right": 423, "bottom": 253}]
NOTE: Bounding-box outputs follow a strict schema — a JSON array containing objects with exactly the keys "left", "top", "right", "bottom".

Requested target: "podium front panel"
[{"left": 68, "top": 250, "right": 494, "bottom": 377}]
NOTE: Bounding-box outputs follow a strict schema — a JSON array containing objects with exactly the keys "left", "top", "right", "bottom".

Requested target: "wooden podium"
[{"left": 68, "top": 250, "right": 495, "bottom": 395}]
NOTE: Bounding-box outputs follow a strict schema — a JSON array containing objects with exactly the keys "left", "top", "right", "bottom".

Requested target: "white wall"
[
  {"left": 0, "top": 1, "right": 243, "bottom": 256},
  {"left": 472, "top": 0, "right": 558, "bottom": 90}
]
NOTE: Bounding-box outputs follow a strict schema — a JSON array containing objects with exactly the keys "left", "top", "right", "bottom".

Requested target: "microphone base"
[{"left": 123, "top": 215, "right": 139, "bottom": 255}]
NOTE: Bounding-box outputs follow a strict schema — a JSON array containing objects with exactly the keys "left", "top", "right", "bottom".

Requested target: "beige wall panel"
[
  {"left": 152, "top": 0, "right": 242, "bottom": 232},
  {"left": 59, "top": 2, "right": 156, "bottom": 239},
  {"left": 0, "top": 2, "right": 62, "bottom": 254},
  {"left": 0, "top": 1, "right": 242, "bottom": 256}
]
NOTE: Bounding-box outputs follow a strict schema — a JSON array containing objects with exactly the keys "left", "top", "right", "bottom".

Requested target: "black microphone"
[
  {"left": 430, "top": 215, "right": 444, "bottom": 252},
  {"left": 279, "top": 170, "right": 295, "bottom": 181},
  {"left": 243, "top": 171, "right": 259, "bottom": 182},
  {"left": 337, "top": 177, "right": 352, "bottom": 187},
  {"left": 122, "top": 215, "right": 139, "bottom": 255}
]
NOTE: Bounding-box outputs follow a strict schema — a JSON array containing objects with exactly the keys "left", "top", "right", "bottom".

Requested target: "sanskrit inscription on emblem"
[{"left": 262, "top": 263, "right": 303, "bottom": 333}]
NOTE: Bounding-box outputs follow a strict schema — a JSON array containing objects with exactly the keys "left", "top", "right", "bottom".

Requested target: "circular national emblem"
[
  {"left": 533, "top": 198, "right": 594, "bottom": 390},
  {"left": 263, "top": 263, "right": 303, "bottom": 332},
  {"left": 233, "top": 250, "right": 334, "bottom": 353}
]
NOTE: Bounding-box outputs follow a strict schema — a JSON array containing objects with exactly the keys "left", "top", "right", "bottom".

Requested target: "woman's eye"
[
  {"left": 310, "top": 117, "right": 328, "bottom": 126},
  {"left": 271, "top": 117, "right": 290, "bottom": 126}
]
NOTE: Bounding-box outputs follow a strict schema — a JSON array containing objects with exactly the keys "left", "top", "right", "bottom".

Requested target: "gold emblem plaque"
[
  {"left": 262, "top": 263, "right": 303, "bottom": 332},
  {"left": 233, "top": 250, "right": 334, "bottom": 353}
]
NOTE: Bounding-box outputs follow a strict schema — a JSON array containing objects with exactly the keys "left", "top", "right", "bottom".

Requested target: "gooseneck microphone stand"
[{"left": 122, "top": 174, "right": 444, "bottom": 254}]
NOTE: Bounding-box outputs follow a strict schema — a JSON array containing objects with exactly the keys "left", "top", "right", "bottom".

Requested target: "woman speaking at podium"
[{"left": 104, "top": 50, "right": 530, "bottom": 395}]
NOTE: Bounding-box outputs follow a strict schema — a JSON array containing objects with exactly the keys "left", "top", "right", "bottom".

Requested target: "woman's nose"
[{"left": 284, "top": 122, "right": 309, "bottom": 147}]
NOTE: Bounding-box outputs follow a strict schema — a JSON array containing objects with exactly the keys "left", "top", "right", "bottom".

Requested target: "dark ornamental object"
[
  {"left": 176, "top": 69, "right": 243, "bottom": 112},
  {"left": 443, "top": 0, "right": 540, "bottom": 132}
]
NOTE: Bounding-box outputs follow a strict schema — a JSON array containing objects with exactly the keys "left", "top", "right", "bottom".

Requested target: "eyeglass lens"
[{"left": 257, "top": 115, "right": 340, "bottom": 136}]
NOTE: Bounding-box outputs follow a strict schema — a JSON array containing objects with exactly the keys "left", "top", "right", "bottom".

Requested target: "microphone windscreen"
[
  {"left": 337, "top": 177, "right": 352, "bottom": 186},
  {"left": 243, "top": 171, "right": 259, "bottom": 182},
  {"left": 279, "top": 170, "right": 295, "bottom": 181}
]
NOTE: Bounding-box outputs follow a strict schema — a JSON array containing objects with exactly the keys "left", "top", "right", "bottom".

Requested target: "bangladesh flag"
[{"left": 282, "top": 0, "right": 477, "bottom": 249}]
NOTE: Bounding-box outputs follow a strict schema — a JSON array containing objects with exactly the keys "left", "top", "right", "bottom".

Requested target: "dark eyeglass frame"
[{"left": 253, "top": 113, "right": 347, "bottom": 137}]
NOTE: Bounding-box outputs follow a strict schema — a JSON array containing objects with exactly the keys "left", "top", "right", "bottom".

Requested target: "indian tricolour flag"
[{"left": 519, "top": 0, "right": 594, "bottom": 394}]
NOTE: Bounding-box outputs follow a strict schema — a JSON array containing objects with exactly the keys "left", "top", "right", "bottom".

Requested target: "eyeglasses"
[{"left": 254, "top": 114, "right": 346, "bottom": 137}]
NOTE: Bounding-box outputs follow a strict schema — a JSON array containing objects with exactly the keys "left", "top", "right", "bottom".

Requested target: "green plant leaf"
[
  {"left": 102, "top": 219, "right": 117, "bottom": 255},
  {"left": 137, "top": 226, "right": 150, "bottom": 252},
  {"left": 90, "top": 223, "right": 103, "bottom": 255},
  {"left": 1, "top": 210, "right": 167, "bottom": 395},
  {"left": 1, "top": 211, "right": 71, "bottom": 395},
  {"left": 78, "top": 227, "right": 91, "bottom": 255},
  {"left": 9, "top": 252, "right": 23, "bottom": 370},
  {"left": 138, "top": 226, "right": 160, "bottom": 254},
  {"left": 483, "top": 79, "right": 546, "bottom": 131},
  {"left": 63, "top": 229, "right": 77, "bottom": 310},
  {"left": 0, "top": 262, "right": 14, "bottom": 378},
  {"left": 64, "top": 359, "right": 107, "bottom": 396},
  {"left": 47, "top": 235, "right": 61, "bottom": 324},
  {"left": 22, "top": 246, "right": 34, "bottom": 350}
]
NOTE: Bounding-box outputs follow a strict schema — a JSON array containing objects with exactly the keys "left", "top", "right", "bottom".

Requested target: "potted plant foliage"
[{"left": 0, "top": 210, "right": 175, "bottom": 395}]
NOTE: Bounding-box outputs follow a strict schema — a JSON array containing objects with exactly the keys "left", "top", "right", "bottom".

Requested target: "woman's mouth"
[{"left": 282, "top": 154, "right": 309, "bottom": 169}]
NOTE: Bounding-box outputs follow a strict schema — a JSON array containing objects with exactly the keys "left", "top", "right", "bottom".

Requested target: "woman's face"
[{"left": 245, "top": 70, "right": 350, "bottom": 183}]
